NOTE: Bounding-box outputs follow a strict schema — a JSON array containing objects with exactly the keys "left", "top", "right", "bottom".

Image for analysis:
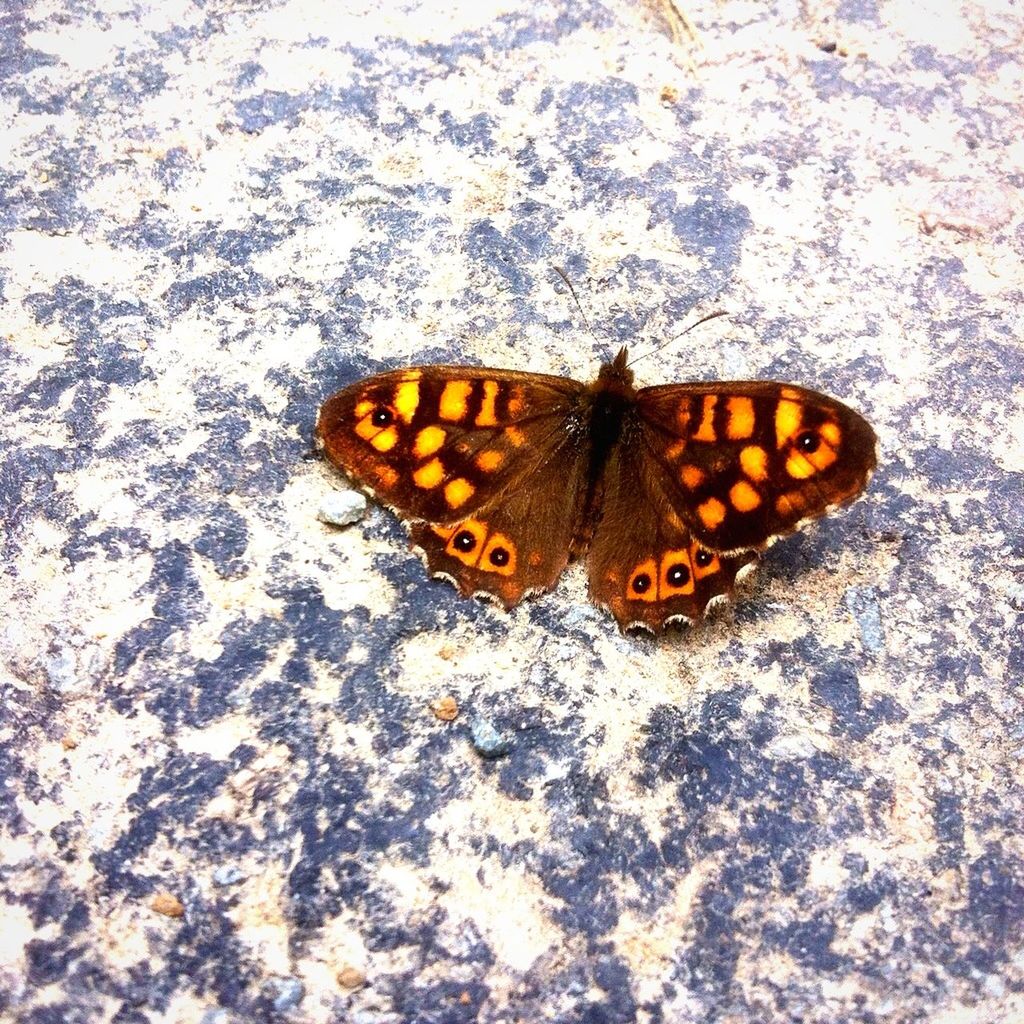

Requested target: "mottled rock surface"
[{"left": 2, "top": 1, "right": 1022, "bottom": 1022}]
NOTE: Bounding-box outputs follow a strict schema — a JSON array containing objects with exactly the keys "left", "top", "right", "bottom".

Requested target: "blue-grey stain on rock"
[{"left": 471, "top": 718, "right": 512, "bottom": 759}]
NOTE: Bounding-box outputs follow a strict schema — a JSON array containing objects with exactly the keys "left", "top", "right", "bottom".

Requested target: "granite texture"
[{"left": 2, "top": 1, "right": 1023, "bottom": 1022}]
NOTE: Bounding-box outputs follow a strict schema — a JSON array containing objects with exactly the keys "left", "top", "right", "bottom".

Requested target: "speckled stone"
[{"left": 2, "top": 1, "right": 1023, "bottom": 1023}]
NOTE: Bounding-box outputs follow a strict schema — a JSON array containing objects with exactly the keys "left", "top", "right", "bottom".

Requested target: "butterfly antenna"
[
  {"left": 552, "top": 265, "right": 596, "bottom": 339},
  {"left": 628, "top": 309, "right": 729, "bottom": 367}
]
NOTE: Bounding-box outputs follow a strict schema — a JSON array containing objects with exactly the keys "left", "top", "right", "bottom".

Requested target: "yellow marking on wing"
[
  {"left": 398, "top": 370, "right": 422, "bottom": 381},
  {"left": 355, "top": 399, "right": 374, "bottom": 418},
  {"left": 476, "top": 449, "right": 504, "bottom": 471},
  {"left": 413, "top": 426, "right": 446, "bottom": 458},
  {"left": 740, "top": 445, "right": 769, "bottom": 482},
  {"left": 730, "top": 480, "right": 762, "bottom": 512},
  {"left": 726, "top": 396, "right": 755, "bottom": 440},
  {"left": 697, "top": 496, "right": 727, "bottom": 530},
  {"left": 413, "top": 458, "right": 445, "bottom": 488},
  {"left": 439, "top": 380, "right": 473, "bottom": 421},
  {"left": 355, "top": 414, "right": 381, "bottom": 441},
  {"left": 627, "top": 559, "right": 659, "bottom": 603},
  {"left": 394, "top": 380, "right": 420, "bottom": 423},
  {"left": 693, "top": 395, "right": 718, "bottom": 442},
  {"left": 475, "top": 380, "right": 499, "bottom": 427},
  {"left": 445, "top": 478, "right": 475, "bottom": 508},
  {"left": 370, "top": 426, "right": 398, "bottom": 452},
  {"left": 681, "top": 465, "right": 705, "bottom": 489},
  {"left": 781, "top": 387, "right": 802, "bottom": 400},
  {"left": 505, "top": 426, "right": 525, "bottom": 447},
  {"left": 775, "top": 399, "right": 802, "bottom": 447},
  {"left": 820, "top": 421, "right": 841, "bottom": 446}
]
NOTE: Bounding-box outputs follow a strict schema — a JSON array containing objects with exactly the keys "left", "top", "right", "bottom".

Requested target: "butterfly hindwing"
[
  {"left": 317, "top": 366, "right": 584, "bottom": 524},
  {"left": 636, "top": 381, "right": 877, "bottom": 552},
  {"left": 588, "top": 439, "right": 757, "bottom": 631},
  {"left": 409, "top": 439, "right": 592, "bottom": 607}
]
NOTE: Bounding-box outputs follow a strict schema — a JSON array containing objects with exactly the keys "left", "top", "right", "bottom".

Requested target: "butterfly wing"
[
  {"left": 634, "top": 381, "right": 877, "bottom": 552},
  {"left": 318, "top": 366, "right": 590, "bottom": 605},
  {"left": 587, "top": 439, "right": 757, "bottom": 632}
]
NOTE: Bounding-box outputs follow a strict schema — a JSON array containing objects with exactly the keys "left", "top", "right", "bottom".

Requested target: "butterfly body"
[{"left": 317, "top": 349, "right": 876, "bottom": 632}]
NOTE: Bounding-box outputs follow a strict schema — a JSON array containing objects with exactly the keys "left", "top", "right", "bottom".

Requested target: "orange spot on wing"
[
  {"left": 414, "top": 458, "right": 445, "bottom": 488},
  {"left": 413, "top": 426, "right": 446, "bottom": 458},
  {"left": 681, "top": 465, "right": 705, "bottom": 489},
  {"left": 480, "top": 533, "right": 517, "bottom": 576},
  {"left": 507, "top": 387, "right": 525, "bottom": 417},
  {"left": 697, "top": 496, "right": 727, "bottom": 530},
  {"left": 505, "top": 426, "right": 525, "bottom": 447},
  {"left": 775, "top": 399, "right": 802, "bottom": 447},
  {"left": 394, "top": 380, "right": 420, "bottom": 423},
  {"left": 370, "top": 426, "right": 398, "bottom": 452},
  {"left": 691, "top": 543, "right": 721, "bottom": 579},
  {"left": 665, "top": 440, "right": 687, "bottom": 460},
  {"left": 820, "top": 421, "right": 841, "bottom": 446},
  {"left": 660, "top": 549, "right": 695, "bottom": 596},
  {"left": 475, "top": 380, "right": 499, "bottom": 427},
  {"left": 726, "top": 396, "right": 755, "bottom": 440},
  {"left": 444, "top": 519, "right": 487, "bottom": 566},
  {"left": 627, "top": 559, "right": 659, "bottom": 603},
  {"left": 730, "top": 479, "right": 762, "bottom": 511},
  {"left": 355, "top": 414, "right": 381, "bottom": 441},
  {"left": 355, "top": 399, "right": 374, "bottom": 418},
  {"left": 375, "top": 466, "right": 399, "bottom": 487},
  {"left": 440, "top": 380, "right": 472, "bottom": 421},
  {"left": 693, "top": 395, "right": 717, "bottom": 442},
  {"left": 476, "top": 449, "right": 504, "bottom": 471},
  {"left": 740, "top": 445, "right": 769, "bottom": 482},
  {"left": 445, "top": 478, "right": 475, "bottom": 508}
]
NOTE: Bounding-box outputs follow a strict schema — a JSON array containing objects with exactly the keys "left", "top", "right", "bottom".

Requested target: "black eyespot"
[
  {"left": 632, "top": 573, "right": 651, "bottom": 594},
  {"left": 453, "top": 530, "right": 476, "bottom": 552},
  {"left": 796, "top": 430, "right": 819, "bottom": 453},
  {"left": 695, "top": 549, "right": 713, "bottom": 568},
  {"left": 667, "top": 563, "right": 690, "bottom": 587},
  {"left": 371, "top": 407, "right": 393, "bottom": 427},
  {"left": 489, "top": 547, "right": 510, "bottom": 567}
]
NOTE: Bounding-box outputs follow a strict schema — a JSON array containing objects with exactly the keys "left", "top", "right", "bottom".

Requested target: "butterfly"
[{"left": 316, "top": 348, "right": 876, "bottom": 632}]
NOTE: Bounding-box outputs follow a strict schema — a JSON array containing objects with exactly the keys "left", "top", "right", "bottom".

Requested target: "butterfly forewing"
[
  {"left": 317, "top": 366, "right": 584, "bottom": 525},
  {"left": 636, "top": 381, "right": 877, "bottom": 552}
]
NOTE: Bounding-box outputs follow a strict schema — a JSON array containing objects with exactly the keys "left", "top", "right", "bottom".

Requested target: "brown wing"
[
  {"left": 634, "top": 381, "right": 877, "bottom": 552},
  {"left": 317, "top": 366, "right": 584, "bottom": 524},
  {"left": 588, "top": 441, "right": 757, "bottom": 632},
  {"left": 318, "top": 365, "right": 591, "bottom": 606},
  {"left": 409, "top": 437, "right": 592, "bottom": 607}
]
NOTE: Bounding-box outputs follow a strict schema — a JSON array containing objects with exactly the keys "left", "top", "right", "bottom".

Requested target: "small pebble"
[
  {"left": 150, "top": 892, "right": 185, "bottom": 917},
  {"left": 470, "top": 718, "right": 511, "bottom": 759},
  {"left": 337, "top": 966, "right": 366, "bottom": 989},
  {"left": 61, "top": 735, "right": 78, "bottom": 750},
  {"left": 431, "top": 696, "right": 459, "bottom": 722},
  {"left": 317, "top": 490, "right": 367, "bottom": 527},
  {"left": 266, "top": 977, "right": 304, "bottom": 1011},
  {"left": 212, "top": 865, "right": 246, "bottom": 887}
]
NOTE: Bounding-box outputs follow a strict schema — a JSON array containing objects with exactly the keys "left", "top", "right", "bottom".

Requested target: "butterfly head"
[{"left": 596, "top": 346, "right": 635, "bottom": 390}]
